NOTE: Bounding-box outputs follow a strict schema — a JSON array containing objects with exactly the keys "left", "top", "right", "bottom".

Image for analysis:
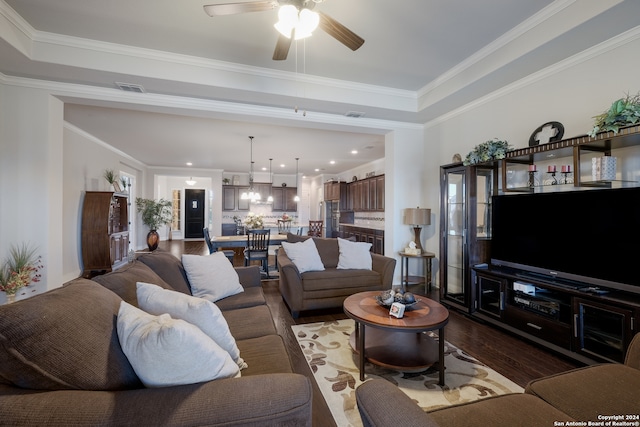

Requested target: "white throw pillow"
[
  {"left": 136, "top": 282, "right": 247, "bottom": 370},
  {"left": 337, "top": 237, "right": 373, "bottom": 270},
  {"left": 182, "top": 252, "right": 244, "bottom": 302},
  {"left": 116, "top": 302, "right": 240, "bottom": 388},
  {"left": 281, "top": 238, "right": 325, "bottom": 273}
]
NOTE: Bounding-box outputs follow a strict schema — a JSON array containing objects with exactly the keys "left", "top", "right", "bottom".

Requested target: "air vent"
[
  {"left": 115, "top": 82, "right": 146, "bottom": 93},
  {"left": 345, "top": 111, "right": 365, "bottom": 118}
]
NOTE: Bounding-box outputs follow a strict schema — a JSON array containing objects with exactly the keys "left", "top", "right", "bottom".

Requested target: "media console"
[{"left": 472, "top": 265, "right": 640, "bottom": 365}]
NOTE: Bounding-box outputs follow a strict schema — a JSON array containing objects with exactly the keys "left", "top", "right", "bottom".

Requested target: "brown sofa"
[
  {"left": 0, "top": 250, "right": 312, "bottom": 426},
  {"left": 277, "top": 234, "right": 396, "bottom": 318},
  {"left": 355, "top": 332, "right": 640, "bottom": 426}
]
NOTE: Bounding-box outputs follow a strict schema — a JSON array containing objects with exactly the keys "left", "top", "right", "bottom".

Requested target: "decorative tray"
[{"left": 374, "top": 295, "right": 418, "bottom": 309}]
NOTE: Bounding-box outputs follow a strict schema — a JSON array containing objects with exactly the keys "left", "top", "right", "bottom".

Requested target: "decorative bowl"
[{"left": 375, "top": 295, "right": 418, "bottom": 309}]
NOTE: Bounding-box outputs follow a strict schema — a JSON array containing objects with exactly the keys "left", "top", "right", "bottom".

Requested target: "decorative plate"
[{"left": 375, "top": 295, "right": 418, "bottom": 309}]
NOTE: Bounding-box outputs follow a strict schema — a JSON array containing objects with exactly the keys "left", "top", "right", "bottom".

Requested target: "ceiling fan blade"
[
  {"left": 317, "top": 11, "right": 364, "bottom": 51},
  {"left": 203, "top": 1, "right": 277, "bottom": 17},
  {"left": 273, "top": 32, "right": 293, "bottom": 60}
]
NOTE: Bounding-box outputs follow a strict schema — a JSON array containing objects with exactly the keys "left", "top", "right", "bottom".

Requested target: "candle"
[
  {"left": 528, "top": 164, "right": 537, "bottom": 172},
  {"left": 548, "top": 165, "right": 556, "bottom": 173},
  {"left": 561, "top": 165, "right": 571, "bottom": 173}
]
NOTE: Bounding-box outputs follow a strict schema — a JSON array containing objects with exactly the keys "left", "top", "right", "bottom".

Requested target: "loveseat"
[
  {"left": 355, "top": 332, "right": 640, "bottom": 426},
  {"left": 0, "top": 250, "right": 312, "bottom": 426},
  {"left": 277, "top": 234, "right": 396, "bottom": 318}
]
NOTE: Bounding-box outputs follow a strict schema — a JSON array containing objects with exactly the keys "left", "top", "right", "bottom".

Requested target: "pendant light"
[
  {"left": 185, "top": 177, "right": 196, "bottom": 186},
  {"left": 267, "top": 158, "right": 274, "bottom": 203},
  {"left": 294, "top": 157, "right": 300, "bottom": 202},
  {"left": 240, "top": 136, "right": 261, "bottom": 202}
]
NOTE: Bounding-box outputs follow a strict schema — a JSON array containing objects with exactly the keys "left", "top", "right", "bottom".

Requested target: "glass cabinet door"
[
  {"left": 443, "top": 169, "right": 466, "bottom": 306},
  {"left": 476, "top": 168, "right": 494, "bottom": 239}
]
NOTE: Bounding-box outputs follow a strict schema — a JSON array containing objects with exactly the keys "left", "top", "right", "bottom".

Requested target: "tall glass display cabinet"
[{"left": 439, "top": 163, "right": 498, "bottom": 313}]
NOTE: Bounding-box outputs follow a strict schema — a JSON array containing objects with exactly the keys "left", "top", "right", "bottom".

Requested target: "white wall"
[
  {"left": 63, "top": 124, "right": 145, "bottom": 281},
  {"left": 0, "top": 84, "right": 63, "bottom": 301}
]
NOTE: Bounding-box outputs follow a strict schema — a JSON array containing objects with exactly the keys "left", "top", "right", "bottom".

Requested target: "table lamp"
[{"left": 404, "top": 207, "right": 431, "bottom": 252}]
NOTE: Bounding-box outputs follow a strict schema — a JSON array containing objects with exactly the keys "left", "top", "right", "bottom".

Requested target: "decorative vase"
[
  {"left": 6, "top": 294, "right": 16, "bottom": 304},
  {"left": 147, "top": 230, "right": 160, "bottom": 251}
]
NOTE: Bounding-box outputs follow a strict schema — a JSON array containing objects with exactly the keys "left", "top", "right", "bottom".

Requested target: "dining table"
[{"left": 208, "top": 233, "right": 289, "bottom": 252}]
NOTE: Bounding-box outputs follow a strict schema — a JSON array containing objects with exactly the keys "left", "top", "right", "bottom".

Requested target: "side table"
[{"left": 399, "top": 251, "right": 435, "bottom": 294}]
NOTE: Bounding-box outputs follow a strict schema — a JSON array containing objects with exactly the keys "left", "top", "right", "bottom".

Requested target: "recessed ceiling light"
[
  {"left": 351, "top": 150, "right": 358, "bottom": 154},
  {"left": 330, "top": 160, "right": 336, "bottom": 164},
  {"left": 261, "top": 167, "right": 267, "bottom": 171},
  {"left": 280, "top": 164, "right": 286, "bottom": 168},
  {"left": 314, "top": 168, "right": 320, "bottom": 172},
  {"left": 186, "top": 162, "right": 193, "bottom": 166}
]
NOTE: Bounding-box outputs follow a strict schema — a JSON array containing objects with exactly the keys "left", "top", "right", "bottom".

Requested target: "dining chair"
[
  {"left": 277, "top": 219, "right": 291, "bottom": 234},
  {"left": 307, "top": 220, "right": 323, "bottom": 237},
  {"left": 244, "top": 229, "right": 271, "bottom": 278},
  {"left": 203, "top": 227, "right": 234, "bottom": 264}
]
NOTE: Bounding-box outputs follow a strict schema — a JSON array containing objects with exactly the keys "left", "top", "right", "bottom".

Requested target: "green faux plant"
[
  {"left": 135, "top": 198, "right": 172, "bottom": 231},
  {"left": 103, "top": 169, "right": 117, "bottom": 184},
  {"left": 0, "top": 243, "right": 43, "bottom": 296},
  {"left": 463, "top": 139, "right": 511, "bottom": 165},
  {"left": 589, "top": 92, "right": 640, "bottom": 137}
]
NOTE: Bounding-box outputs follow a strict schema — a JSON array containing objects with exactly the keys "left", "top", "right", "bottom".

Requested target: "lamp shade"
[{"left": 404, "top": 208, "right": 431, "bottom": 226}]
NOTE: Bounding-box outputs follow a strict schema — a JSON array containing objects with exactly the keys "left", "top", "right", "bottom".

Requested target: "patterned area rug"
[{"left": 292, "top": 319, "right": 523, "bottom": 427}]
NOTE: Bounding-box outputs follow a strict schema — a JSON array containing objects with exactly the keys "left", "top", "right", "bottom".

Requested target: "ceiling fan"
[{"left": 203, "top": 0, "right": 365, "bottom": 60}]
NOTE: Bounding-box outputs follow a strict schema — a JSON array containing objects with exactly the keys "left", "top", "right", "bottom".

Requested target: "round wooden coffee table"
[{"left": 343, "top": 291, "right": 449, "bottom": 385}]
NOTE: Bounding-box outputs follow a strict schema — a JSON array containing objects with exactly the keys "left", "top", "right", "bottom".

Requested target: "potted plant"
[
  {"left": 463, "top": 139, "right": 511, "bottom": 165},
  {"left": 135, "top": 197, "right": 172, "bottom": 251},
  {"left": 589, "top": 92, "right": 640, "bottom": 137},
  {"left": 0, "top": 243, "right": 43, "bottom": 303},
  {"left": 103, "top": 169, "right": 117, "bottom": 189},
  {"left": 223, "top": 178, "right": 231, "bottom": 185}
]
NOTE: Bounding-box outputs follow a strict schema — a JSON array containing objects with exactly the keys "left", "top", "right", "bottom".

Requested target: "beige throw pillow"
[
  {"left": 182, "top": 252, "right": 244, "bottom": 302},
  {"left": 337, "top": 237, "right": 373, "bottom": 270},
  {"left": 136, "top": 282, "right": 247, "bottom": 370},
  {"left": 116, "top": 302, "right": 240, "bottom": 388},
  {"left": 281, "top": 238, "right": 325, "bottom": 273}
]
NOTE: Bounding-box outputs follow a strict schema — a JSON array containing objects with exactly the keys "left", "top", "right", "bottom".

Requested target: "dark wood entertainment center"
[{"left": 440, "top": 125, "right": 640, "bottom": 365}]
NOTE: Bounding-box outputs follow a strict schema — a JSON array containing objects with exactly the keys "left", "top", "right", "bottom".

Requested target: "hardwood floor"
[{"left": 159, "top": 240, "right": 582, "bottom": 427}]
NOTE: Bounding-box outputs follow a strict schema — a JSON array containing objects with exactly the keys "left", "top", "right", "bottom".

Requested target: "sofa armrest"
[
  {"left": 277, "top": 251, "right": 304, "bottom": 317},
  {"left": 235, "top": 265, "right": 261, "bottom": 289},
  {"left": 371, "top": 253, "right": 396, "bottom": 288},
  {"left": 625, "top": 332, "right": 640, "bottom": 369},
  {"left": 0, "top": 373, "right": 312, "bottom": 426},
  {"left": 356, "top": 380, "right": 440, "bottom": 427}
]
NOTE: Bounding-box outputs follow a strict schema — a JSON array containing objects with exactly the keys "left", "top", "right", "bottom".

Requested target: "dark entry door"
[{"left": 185, "top": 189, "right": 205, "bottom": 239}]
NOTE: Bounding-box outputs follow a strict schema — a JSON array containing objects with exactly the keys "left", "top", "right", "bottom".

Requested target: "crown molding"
[
  {"left": 2, "top": 72, "right": 423, "bottom": 133},
  {"left": 416, "top": 0, "right": 623, "bottom": 111},
  {"left": 426, "top": 24, "right": 640, "bottom": 128}
]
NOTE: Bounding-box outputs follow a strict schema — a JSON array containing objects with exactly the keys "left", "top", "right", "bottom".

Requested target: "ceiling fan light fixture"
[{"left": 275, "top": 5, "right": 319, "bottom": 39}]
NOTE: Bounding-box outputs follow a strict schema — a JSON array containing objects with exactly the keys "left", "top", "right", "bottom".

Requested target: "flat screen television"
[{"left": 491, "top": 186, "right": 640, "bottom": 294}]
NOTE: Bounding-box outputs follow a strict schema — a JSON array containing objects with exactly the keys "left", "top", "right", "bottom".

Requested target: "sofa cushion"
[
  {"left": 301, "top": 268, "right": 381, "bottom": 292},
  {"left": 428, "top": 393, "right": 573, "bottom": 427},
  {"left": 222, "top": 305, "right": 278, "bottom": 340},
  {"left": 337, "top": 237, "right": 372, "bottom": 270},
  {"left": 236, "top": 335, "right": 294, "bottom": 376},
  {"left": 182, "top": 252, "right": 244, "bottom": 302},
  {"left": 525, "top": 364, "right": 640, "bottom": 421},
  {"left": 214, "top": 286, "right": 266, "bottom": 311},
  {"left": 0, "top": 279, "right": 141, "bottom": 390},
  {"left": 92, "top": 261, "right": 174, "bottom": 306},
  {"left": 136, "top": 282, "right": 246, "bottom": 370},
  {"left": 117, "top": 302, "right": 240, "bottom": 388},
  {"left": 137, "top": 249, "right": 192, "bottom": 294},
  {"left": 281, "top": 238, "right": 325, "bottom": 273}
]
